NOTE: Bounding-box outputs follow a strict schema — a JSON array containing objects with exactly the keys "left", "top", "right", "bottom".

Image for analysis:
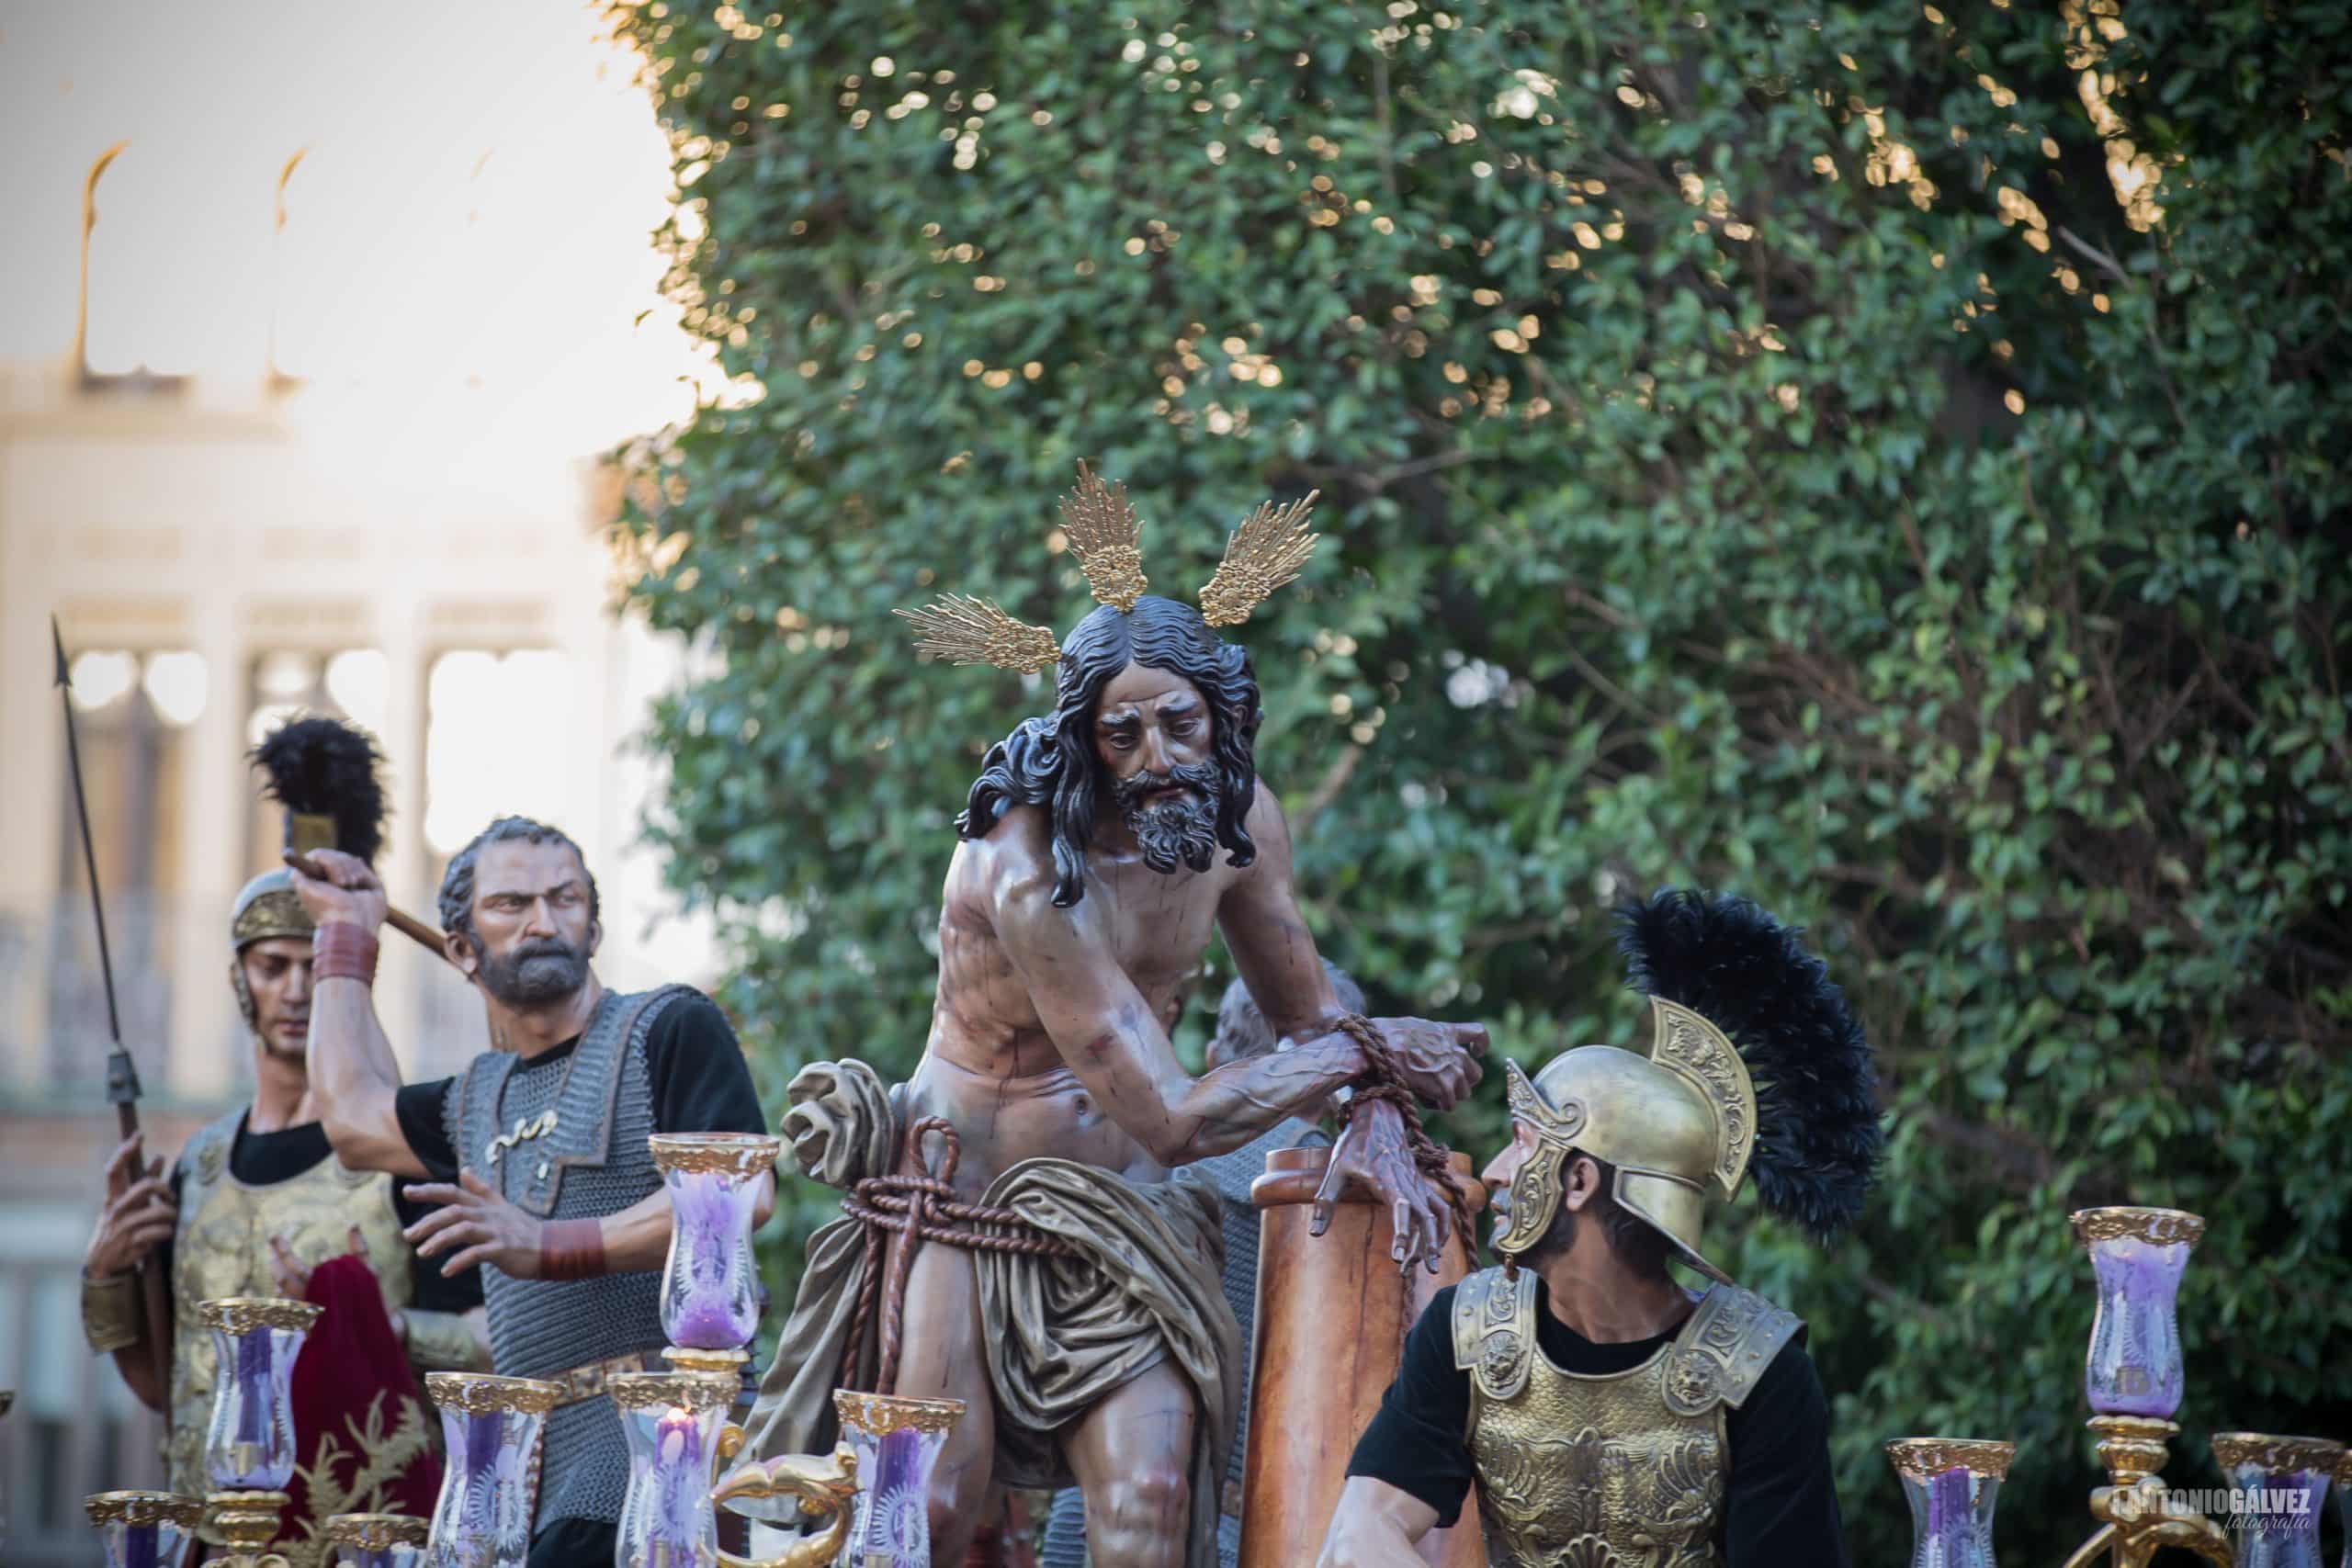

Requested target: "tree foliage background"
[{"left": 605, "top": 0, "right": 2350, "bottom": 1555}]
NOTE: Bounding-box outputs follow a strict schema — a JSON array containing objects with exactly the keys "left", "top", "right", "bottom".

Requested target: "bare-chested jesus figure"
[{"left": 740, "top": 471, "right": 1485, "bottom": 1568}]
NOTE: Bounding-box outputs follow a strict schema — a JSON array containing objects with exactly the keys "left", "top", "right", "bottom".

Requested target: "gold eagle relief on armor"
[{"left": 1472, "top": 1420, "right": 1724, "bottom": 1566}]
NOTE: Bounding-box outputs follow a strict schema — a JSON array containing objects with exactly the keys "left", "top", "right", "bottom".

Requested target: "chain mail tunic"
[{"left": 447, "top": 986, "right": 690, "bottom": 1531}]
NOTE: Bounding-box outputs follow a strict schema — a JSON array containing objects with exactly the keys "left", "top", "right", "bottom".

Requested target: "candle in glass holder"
[
  {"left": 423, "top": 1374, "right": 560, "bottom": 1568},
  {"left": 2070, "top": 1207, "right": 2201, "bottom": 1418},
  {"left": 198, "top": 1297, "right": 322, "bottom": 1492},
  {"left": 613, "top": 1371, "right": 739, "bottom": 1567},
  {"left": 85, "top": 1492, "right": 204, "bottom": 1568},
  {"left": 831, "top": 1390, "right": 967, "bottom": 1568},
  {"left": 1886, "top": 1438, "right": 2013, "bottom": 1568},
  {"left": 649, "top": 1134, "right": 779, "bottom": 1351},
  {"left": 2210, "top": 1434, "right": 2342, "bottom": 1568}
]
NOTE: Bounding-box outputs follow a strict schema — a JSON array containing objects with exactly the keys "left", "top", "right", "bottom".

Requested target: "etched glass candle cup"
[
  {"left": 1885, "top": 1438, "right": 2014, "bottom": 1568},
  {"left": 649, "top": 1133, "right": 782, "bottom": 1354},
  {"left": 199, "top": 1296, "right": 323, "bottom": 1494},
  {"left": 85, "top": 1492, "right": 204, "bottom": 1568},
  {"left": 2070, "top": 1207, "right": 2203, "bottom": 1419},
  {"left": 830, "top": 1390, "right": 967, "bottom": 1568},
  {"left": 612, "top": 1371, "right": 741, "bottom": 1568},
  {"left": 422, "top": 1373, "right": 560, "bottom": 1568},
  {"left": 2208, "top": 1434, "right": 2343, "bottom": 1568}
]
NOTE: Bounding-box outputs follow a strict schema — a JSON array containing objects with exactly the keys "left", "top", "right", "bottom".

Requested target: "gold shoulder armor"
[
  {"left": 1661, "top": 1283, "right": 1804, "bottom": 1416},
  {"left": 1452, "top": 1266, "right": 1539, "bottom": 1401}
]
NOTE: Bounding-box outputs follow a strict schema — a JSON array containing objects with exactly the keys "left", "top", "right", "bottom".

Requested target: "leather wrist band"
[
  {"left": 313, "top": 922, "right": 379, "bottom": 986},
  {"left": 81, "top": 1269, "right": 145, "bottom": 1355},
  {"left": 539, "top": 1218, "right": 605, "bottom": 1281}
]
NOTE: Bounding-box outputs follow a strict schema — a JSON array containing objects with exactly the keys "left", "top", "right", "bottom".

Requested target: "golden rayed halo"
[
  {"left": 1060, "top": 461, "right": 1148, "bottom": 613},
  {"left": 893, "top": 594, "right": 1062, "bottom": 674},
  {"left": 1201, "top": 491, "right": 1320, "bottom": 626},
  {"left": 897, "top": 463, "right": 1323, "bottom": 672}
]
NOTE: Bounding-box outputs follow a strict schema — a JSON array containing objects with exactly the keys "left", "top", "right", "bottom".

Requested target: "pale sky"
[{"left": 0, "top": 0, "right": 715, "bottom": 459}]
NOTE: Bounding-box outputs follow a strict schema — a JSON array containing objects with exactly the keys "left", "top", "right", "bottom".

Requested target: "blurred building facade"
[{"left": 0, "top": 19, "right": 714, "bottom": 1550}]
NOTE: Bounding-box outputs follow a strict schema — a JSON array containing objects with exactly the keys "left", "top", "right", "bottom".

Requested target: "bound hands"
[
  {"left": 85, "top": 1131, "right": 174, "bottom": 1279},
  {"left": 405, "top": 1169, "right": 546, "bottom": 1279},
  {"left": 1311, "top": 1017, "right": 1488, "bottom": 1274},
  {"left": 1357, "top": 1016, "right": 1487, "bottom": 1111},
  {"left": 286, "top": 847, "right": 389, "bottom": 932}
]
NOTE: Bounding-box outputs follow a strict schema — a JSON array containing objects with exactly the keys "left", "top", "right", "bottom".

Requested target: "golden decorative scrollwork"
[
  {"left": 831, "top": 1388, "right": 967, "bottom": 1438},
  {"left": 2069, "top": 1207, "right": 2205, "bottom": 1247},
  {"left": 232, "top": 888, "right": 312, "bottom": 945},
  {"left": 422, "top": 1372, "right": 562, "bottom": 1416},
  {"left": 84, "top": 1491, "right": 204, "bottom": 1529},
  {"left": 1884, "top": 1438, "right": 2018, "bottom": 1481},
  {"left": 2209, "top": 1432, "right": 2346, "bottom": 1476},
  {"left": 1647, "top": 998, "right": 1756, "bottom": 1199},
  {"left": 198, "top": 1296, "right": 324, "bottom": 1337},
  {"left": 321, "top": 1514, "right": 429, "bottom": 1550},
  {"left": 648, "top": 1132, "right": 784, "bottom": 1178},
  {"left": 607, "top": 1371, "right": 740, "bottom": 1416}
]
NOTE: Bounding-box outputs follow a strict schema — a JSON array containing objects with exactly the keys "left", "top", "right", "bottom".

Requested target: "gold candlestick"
[
  {"left": 2054, "top": 1416, "right": 2233, "bottom": 1568},
  {"left": 207, "top": 1489, "right": 296, "bottom": 1568}
]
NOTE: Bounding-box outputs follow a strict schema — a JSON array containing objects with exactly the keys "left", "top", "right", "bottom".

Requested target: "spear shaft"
[{"left": 52, "top": 616, "right": 175, "bottom": 1386}]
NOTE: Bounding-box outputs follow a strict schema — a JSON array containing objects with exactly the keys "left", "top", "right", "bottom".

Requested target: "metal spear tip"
[{"left": 51, "top": 613, "right": 71, "bottom": 687}]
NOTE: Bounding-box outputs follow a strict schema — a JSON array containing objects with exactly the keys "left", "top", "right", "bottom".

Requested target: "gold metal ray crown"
[
  {"left": 895, "top": 463, "right": 1322, "bottom": 672},
  {"left": 1200, "top": 491, "right": 1320, "bottom": 626},
  {"left": 893, "top": 594, "right": 1061, "bottom": 674},
  {"left": 1061, "top": 461, "right": 1148, "bottom": 612}
]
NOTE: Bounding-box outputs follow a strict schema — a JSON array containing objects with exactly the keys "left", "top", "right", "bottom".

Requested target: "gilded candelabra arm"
[
  {"left": 2132, "top": 1516, "right": 2234, "bottom": 1567},
  {"left": 712, "top": 1443, "right": 860, "bottom": 1568},
  {"left": 2056, "top": 1418, "right": 2237, "bottom": 1568},
  {"left": 2057, "top": 1520, "right": 2118, "bottom": 1568}
]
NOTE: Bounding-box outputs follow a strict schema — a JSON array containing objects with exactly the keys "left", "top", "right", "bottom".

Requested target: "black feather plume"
[
  {"left": 1617, "top": 888, "right": 1882, "bottom": 1241},
  {"left": 251, "top": 716, "right": 389, "bottom": 864}
]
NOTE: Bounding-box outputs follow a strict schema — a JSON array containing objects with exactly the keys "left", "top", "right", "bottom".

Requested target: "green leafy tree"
[{"left": 607, "top": 1, "right": 2350, "bottom": 1556}]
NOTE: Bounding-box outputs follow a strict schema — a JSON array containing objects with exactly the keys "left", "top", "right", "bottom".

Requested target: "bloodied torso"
[{"left": 910, "top": 800, "right": 1249, "bottom": 1192}]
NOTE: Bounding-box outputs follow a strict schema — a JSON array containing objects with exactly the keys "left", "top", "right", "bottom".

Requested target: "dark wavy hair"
[{"left": 957, "top": 595, "right": 1262, "bottom": 907}]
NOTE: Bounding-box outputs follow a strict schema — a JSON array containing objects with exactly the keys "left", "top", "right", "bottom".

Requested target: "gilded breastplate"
[
  {"left": 166, "top": 1115, "right": 413, "bottom": 1510},
  {"left": 1451, "top": 1268, "right": 1800, "bottom": 1568}
]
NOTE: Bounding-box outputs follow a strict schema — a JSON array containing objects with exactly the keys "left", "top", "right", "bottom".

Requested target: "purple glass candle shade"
[
  {"left": 2210, "top": 1435, "right": 2343, "bottom": 1568},
  {"left": 2071, "top": 1207, "right": 2202, "bottom": 1419},
  {"left": 649, "top": 1134, "right": 779, "bottom": 1352},
  {"left": 85, "top": 1492, "right": 203, "bottom": 1568},
  {"left": 1887, "top": 1439, "right": 2013, "bottom": 1568},
  {"left": 422, "top": 1374, "right": 560, "bottom": 1568},
  {"left": 613, "top": 1371, "right": 738, "bottom": 1568},
  {"left": 832, "top": 1390, "right": 967, "bottom": 1568},
  {"left": 197, "top": 1297, "right": 322, "bottom": 1491}
]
